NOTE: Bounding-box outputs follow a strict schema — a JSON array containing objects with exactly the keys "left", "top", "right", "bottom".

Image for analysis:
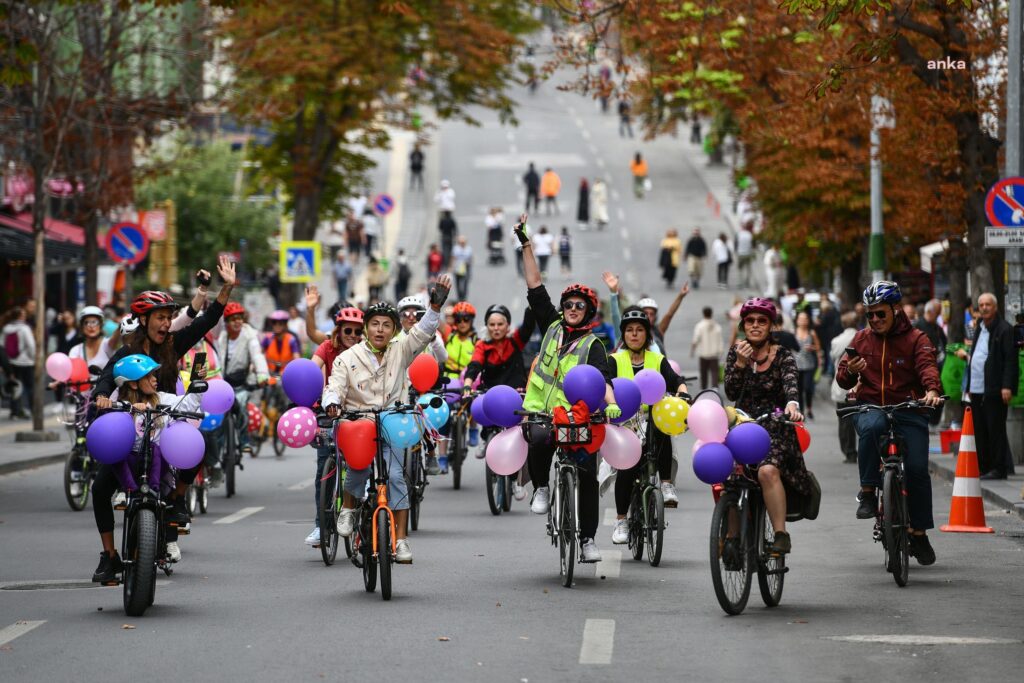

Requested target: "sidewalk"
[
  {"left": 0, "top": 404, "right": 68, "bottom": 475},
  {"left": 928, "top": 448, "right": 1024, "bottom": 520}
]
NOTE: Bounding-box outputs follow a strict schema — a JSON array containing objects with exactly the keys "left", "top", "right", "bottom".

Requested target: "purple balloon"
[
  {"left": 175, "top": 378, "right": 185, "bottom": 396},
  {"left": 725, "top": 422, "right": 772, "bottom": 466},
  {"left": 634, "top": 369, "right": 667, "bottom": 405},
  {"left": 201, "top": 378, "right": 235, "bottom": 415},
  {"left": 611, "top": 377, "right": 642, "bottom": 423},
  {"left": 443, "top": 378, "right": 463, "bottom": 405},
  {"left": 563, "top": 364, "right": 605, "bottom": 411},
  {"left": 86, "top": 412, "right": 136, "bottom": 464},
  {"left": 692, "top": 443, "right": 735, "bottom": 485},
  {"left": 281, "top": 358, "right": 325, "bottom": 407},
  {"left": 482, "top": 385, "right": 523, "bottom": 428},
  {"left": 471, "top": 394, "right": 494, "bottom": 427},
  {"left": 160, "top": 421, "right": 206, "bottom": 469}
]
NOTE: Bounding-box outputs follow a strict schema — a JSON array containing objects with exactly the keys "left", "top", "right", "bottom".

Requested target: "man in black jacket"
[
  {"left": 956, "top": 292, "right": 1018, "bottom": 479},
  {"left": 522, "top": 162, "right": 540, "bottom": 213}
]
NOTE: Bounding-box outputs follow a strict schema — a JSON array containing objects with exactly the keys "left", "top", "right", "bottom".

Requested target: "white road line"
[
  {"left": 824, "top": 635, "right": 1021, "bottom": 645},
  {"left": 623, "top": 247, "right": 632, "bottom": 261},
  {"left": 579, "top": 619, "right": 615, "bottom": 665},
  {"left": 617, "top": 208, "right": 626, "bottom": 221},
  {"left": 611, "top": 189, "right": 620, "bottom": 201},
  {"left": 581, "top": 129, "right": 591, "bottom": 140},
  {"left": 603, "top": 508, "right": 616, "bottom": 526},
  {"left": 381, "top": 133, "right": 410, "bottom": 256},
  {"left": 620, "top": 227, "right": 629, "bottom": 240},
  {"left": 596, "top": 551, "right": 621, "bottom": 578},
  {"left": 0, "top": 620, "right": 45, "bottom": 647},
  {"left": 507, "top": 131, "right": 515, "bottom": 142},
  {"left": 287, "top": 479, "right": 314, "bottom": 491},
  {"left": 213, "top": 506, "right": 264, "bottom": 525}
]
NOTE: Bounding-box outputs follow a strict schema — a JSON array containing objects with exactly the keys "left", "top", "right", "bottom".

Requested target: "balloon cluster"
[
  {"left": 689, "top": 400, "right": 773, "bottom": 485},
  {"left": 274, "top": 358, "right": 326, "bottom": 448},
  {"left": 86, "top": 408, "right": 207, "bottom": 470},
  {"left": 46, "top": 352, "right": 88, "bottom": 384}
]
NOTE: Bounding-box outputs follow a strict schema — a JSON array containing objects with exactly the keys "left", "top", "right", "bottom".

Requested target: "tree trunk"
[
  {"left": 946, "top": 238, "right": 968, "bottom": 346},
  {"left": 839, "top": 251, "right": 863, "bottom": 312},
  {"left": 291, "top": 188, "right": 322, "bottom": 242},
  {"left": 84, "top": 210, "right": 99, "bottom": 303},
  {"left": 31, "top": 173, "right": 46, "bottom": 433}
]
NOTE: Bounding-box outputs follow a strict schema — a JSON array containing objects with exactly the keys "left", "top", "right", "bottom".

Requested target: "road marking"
[
  {"left": 579, "top": 619, "right": 615, "bottom": 664},
  {"left": 623, "top": 247, "right": 632, "bottom": 261},
  {"left": 574, "top": 116, "right": 584, "bottom": 128},
  {"left": 603, "top": 508, "right": 616, "bottom": 526},
  {"left": 611, "top": 189, "right": 620, "bottom": 201},
  {"left": 287, "top": 479, "right": 314, "bottom": 491},
  {"left": 509, "top": 143, "right": 518, "bottom": 154},
  {"left": 581, "top": 129, "right": 591, "bottom": 140},
  {"left": 507, "top": 131, "right": 515, "bottom": 142},
  {"left": 620, "top": 227, "right": 629, "bottom": 240},
  {"left": 381, "top": 132, "right": 410, "bottom": 256},
  {"left": 474, "top": 152, "right": 587, "bottom": 170},
  {"left": 596, "top": 551, "right": 621, "bottom": 578},
  {"left": 0, "top": 620, "right": 45, "bottom": 647},
  {"left": 213, "top": 506, "right": 265, "bottom": 525},
  {"left": 617, "top": 208, "right": 625, "bottom": 221},
  {"left": 824, "top": 635, "right": 1021, "bottom": 645}
]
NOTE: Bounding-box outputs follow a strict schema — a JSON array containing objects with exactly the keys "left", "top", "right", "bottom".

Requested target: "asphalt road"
[{"left": 3, "top": 66, "right": 1024, "bottom": 683}]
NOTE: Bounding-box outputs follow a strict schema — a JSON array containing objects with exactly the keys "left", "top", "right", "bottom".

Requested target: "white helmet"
[
  {"left": 397, "top": 295, "right": 426, "bottom": 312},
  {"left": 120, "top": 316, "right": 140, "bottom": 336},
  {"left": 636, "top": 297, "right": 658, "bottom": 311},
  {"left": 78, "top": 306, "right": 104, "bottom": 325}
]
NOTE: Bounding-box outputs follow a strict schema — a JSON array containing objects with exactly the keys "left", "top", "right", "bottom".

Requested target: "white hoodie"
[{"left": 2, "top": 320, "right": 35, "bottom": 367}]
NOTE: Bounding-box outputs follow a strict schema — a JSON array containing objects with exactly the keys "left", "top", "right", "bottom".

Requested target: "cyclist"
[
  {"left": 398, "top": 295, "right": 448, "bottom": 474},
  {"left": 836, "top": 280, "right": 943, "bottom": 565},
  {"left": 68, "top": 306, "right": 123, "bottom": 373},
  {"left": 218, "top": 302, "right": 270, "bottom": 459},
  {"left": 437, "top": 301, "right": 479, "bottom": 471},
  {"left": 514, "top": 216, "right": 621, "bottom": 564},
  {"left": 722, "top": 297, "right": 807, "bottom": 558},
  {"left": 609, "top": 306, "right": 690, "bottom": 544},
  {"left": 262, "top": 309, "right": 301, "bottom": 376},
  {"left": 322, "top": 276, "right": 453, "bottom": 564}
]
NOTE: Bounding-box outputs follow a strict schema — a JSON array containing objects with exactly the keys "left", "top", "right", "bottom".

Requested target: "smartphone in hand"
[{"left": 191, "top": 352, "right": 207, "bottom": 381}]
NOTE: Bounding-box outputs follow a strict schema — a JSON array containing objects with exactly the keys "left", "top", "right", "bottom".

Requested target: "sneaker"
[
  {"left": 468, "top": 427, "right": 479, "bottom": 447},
  {"left": 305, "top": 527, "right": 321, "bottom": 547},
  {"left": 856, "top": 491, "right": 877, "bottom": 519},
  {"left": 166, "top": 542, "right": 181, "bottom": 563},
  {"left": 908, "top": 533, "right": 936, "bottom": 566},
  {"left": 513, "top": 483, "right": 527, "bottom": 501},
  {"left": 438, "top": 456, "right": 449, "bottom": 474},
  {"left": 611, "top": 519, "right": 629, "bottom": 544},
  {"left": 721, "top": 538, "right": 742, "bottom": 571},
  {"left": 580, "top": 538, "right": 602, "bottom": 563},
  {"left": 475, "top": 446, "right": 486, "bottom": 459},
  {"left": 91, "top": 551, "right": 124, "bottom": 583},
  {"left": 337, "top": 508, "right": 355, "bottom": 537},
  {"left": 69, "top": 482, "right": 83, "bottom": 498},
  {"left": 170, "top": 498, "right": 190, "bottom": 527},
  {"left": 531, "top": 486, "right": 550, "bottom": 514},
  {"left": 112, "top": 491, "right": 127, "bottom": 509},
  {"left": 768, "top": 530, "right": 791, "bottom": 555},
  {"left": 241, "top": 445, "right": 254, "bottom": 458},
  {"left": 209, "top": 464, "right": 224, "bottom": 487},
  {"left": 395, "top": 539, "right": 413, "bottom": 564},
  {"left": 425, "top": 456, "right": 440, "bottom": 476},
  {"left": 661, "top": 482, "right": 679, "bottom": 508}
]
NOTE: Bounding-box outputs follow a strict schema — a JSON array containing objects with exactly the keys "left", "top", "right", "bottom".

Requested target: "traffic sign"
[
  {"left": 373, "top": 193, "right": 395, "bottom": 216},
  {"left": 105, "top": 222, "right": 150, "bottom": 265},
  {"left": 279, "top": 241, "right": 320, "bottom": 283},
  {"left": 985, "top": 227, "right": 1024, "bottom": 248},
  {"left": 984, "top": 177, "right": 1024, "bottom": 227},
  {"left": 139, "top": 210, "right": 167, "bottom": 241}
]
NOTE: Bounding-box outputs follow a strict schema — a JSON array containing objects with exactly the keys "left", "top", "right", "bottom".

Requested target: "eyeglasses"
[
  {"left": 454, "top": 314, "right": 474, "bottom": 322},
  {"left": 745, "top": 316, "right": 771, "bottom": 327},
  {"left": 82, "top": 319, "right": 101, "bottom": 327},
  {"left": 865, "top": 310, "right": 888, "bottom": 320},
  {"left": 562, "top": 301, "right": 587, "bottom": 312},
  {"left": 400, "top": 310, "right": 421, "bottom": 319},
  {"left": 341, "top": 327, "right": 362, "bottom": 336}
]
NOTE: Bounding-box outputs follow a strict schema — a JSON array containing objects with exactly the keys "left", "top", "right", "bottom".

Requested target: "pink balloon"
[
  {"left": 601, "top": 425, "right": 642, "bottom": 470},
  {"left": 687, "top": 399, "right": 729, "bottom": 443},
  {"left": 668, "top": 359, "right": 682, "bottom": 376},
  {"left": 277, "top": 406, "right": 317, "bottom": 448},
  {"left": 46, "top": 353, "right": 72, "bottom": 382},
  {"left": 691, "top": 439, "right": 705, "bottom": 455},
  {"left": 485, "top": 426, "right": 528, "bottom": 476}
]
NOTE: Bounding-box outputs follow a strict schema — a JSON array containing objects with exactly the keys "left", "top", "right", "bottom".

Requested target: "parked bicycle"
[{"left": 59, "top": 379, "right": 97, "bottom": 511}]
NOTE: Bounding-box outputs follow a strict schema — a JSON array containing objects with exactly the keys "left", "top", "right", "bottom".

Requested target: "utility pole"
[
  {"left": 869, "top": 94, "right": 894, "bottom": 282},
  {"left": 1006, "top": 0, "right": 1023, "bottom": 317}
]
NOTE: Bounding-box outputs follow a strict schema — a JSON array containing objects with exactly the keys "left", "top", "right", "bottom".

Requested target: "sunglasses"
[
  {"left": 865, "top": 310, "right": 888, "bottom": 320},
  {"left": 400, "top": 310, "right": 420, "bottom": 318},
  {"left": 82, "top": 319, "right": 102, "bottom": 327},
  {"left": 562, "top": 301, "right": 587, "bottom": 312},
  {"left": 341, "top": 327, "right": 362, "bottom": 336},
  {"left": 745, "top": 316, "right": 771, "bottom": 327},
  {"left": 454, "top": 314, "right": 474, "bottom": 322}
]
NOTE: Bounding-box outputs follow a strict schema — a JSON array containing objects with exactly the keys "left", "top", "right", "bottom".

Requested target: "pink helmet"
[
  {"left": 739, "top": 297, "right": 777, "bottom": 321},
  {"left": 268, "top": 310, "right": 289, "bottom": 322},
  {"left": 334, "top": 307, "right": 364, "bottom": 325}
]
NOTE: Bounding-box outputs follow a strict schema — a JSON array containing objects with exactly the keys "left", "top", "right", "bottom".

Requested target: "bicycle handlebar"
[
  {"left": 108, "top": 401, "right": 206, "bottom": 422},
  {"left": 513, "top": 409, "right": 608, "bottom": 424},
  {"left": 836, "top": 396, "right": 948, "bottom": 419}
]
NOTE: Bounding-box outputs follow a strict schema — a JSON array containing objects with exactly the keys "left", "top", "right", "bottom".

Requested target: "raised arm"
[
  {"left": 513, "top": 215, "right": 542, "bottom": 289},
  {"left": 304, "top": 285, "right": 328, "bottom": 345},
  {"left": 657, "top": 281, "right": 690, "bottom": 336}
]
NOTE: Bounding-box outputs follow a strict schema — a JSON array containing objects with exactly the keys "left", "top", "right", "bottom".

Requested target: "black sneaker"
[
  {"left": 769, "top": 530, "right": 791, "bottom": 555},
  {"left": 169, "top": 497, "right": 190, "bottom": 527},
  {"left": 856, "top": 491, "right": 877, "bottom": 519},
  {"left": 908, "top": 533, "right": 936, "bottom": 566},
  {"left": 91, "top": 551, "right": 124, "bottom": 583}
]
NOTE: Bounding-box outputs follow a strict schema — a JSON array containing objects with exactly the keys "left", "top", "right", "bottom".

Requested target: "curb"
[
  {"left": 0, "top": 453, "right": 64, "bottom": 476},
  {"left": 928, "top": 459, "right": 1024, "bottom": 521}
]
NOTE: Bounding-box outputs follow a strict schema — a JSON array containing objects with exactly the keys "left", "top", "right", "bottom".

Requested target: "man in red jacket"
[{"left": 836, "top": 281, "right": 943, "bottom": 566}]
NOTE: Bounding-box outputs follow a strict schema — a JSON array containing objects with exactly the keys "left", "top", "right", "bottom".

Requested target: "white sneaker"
[
  {"left": 305, "top": 527, "right": 320, "bottom": 547},
  {"left": 112, "top": 491, "right": 127, "bottom": 508},
  {"left": 513, "top": 483, "right": 527, "bottom": 501},
  {"left": 611, "top": 519, "right": 629, "bottom": 544},
  {"left": 395, "top": 539, "right": 413, "bottom": 564},
  {"left": 475, "top": 447, "right": 486, "bottom": 459},
  {"left": 661, "top": 482, "right": 679, "bottom": 507},
  {"left": 531, "top": 487, "right": 550, "bottom": 514},
  {"left": 581, "top": 538, "right": 602, "bottom": 563},
  {"left": 337, "top": 508, "right": 355, "bottom": 537},
  {"left": 166, "top": 542, "right": 181, "bottom": 563}
]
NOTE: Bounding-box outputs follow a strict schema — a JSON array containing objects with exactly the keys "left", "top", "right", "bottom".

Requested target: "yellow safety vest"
[
  {"left": 612, "top": 349, "right": 664, "bottom": 409},
  {"left": 523, "top": 321, "right": 599, "bottom": 412},
  {"left": 444, "top": 333, "right": 477, "bottom": 377}
]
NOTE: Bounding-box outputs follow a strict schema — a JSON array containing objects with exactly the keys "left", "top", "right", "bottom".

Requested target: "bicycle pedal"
[
  {"left": 114, "top": 504, "right": 127, "bottom": 511},
  {"left": 102, "top": 579, "right": 121, "bottom": 587}
]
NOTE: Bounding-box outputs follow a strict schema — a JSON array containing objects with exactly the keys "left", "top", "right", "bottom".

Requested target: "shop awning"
[{"left": 0, "top": 211, "right": 105, "bottom": 247}]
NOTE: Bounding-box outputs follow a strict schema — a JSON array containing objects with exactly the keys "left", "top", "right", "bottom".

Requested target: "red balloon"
[
  {"left": 794, "top": 422, "right": 811, "bottom": 453},
  {"left": 336, "top": 419, "right": 377, "bottom": 470},
  {"left": 408, "top": 354, "right": 440, "bottom": 394},
  {"left": 246, "top": 402, "right": 262, "bottom": 433},
  {"left": 68, "top": 357, "right": 89, "bottom": 384}
]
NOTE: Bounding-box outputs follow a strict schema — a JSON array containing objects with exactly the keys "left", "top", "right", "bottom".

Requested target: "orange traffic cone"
[{"left": 940, "top": 406, "right": 993, "bottom": 533}]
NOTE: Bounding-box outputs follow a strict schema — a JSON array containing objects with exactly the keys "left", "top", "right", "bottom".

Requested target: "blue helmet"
[
  {"left": 113, "top": 354, "right": 161, "bottom": 387},
  {"left": 862, "top": 280, "right": 902, "bottom": 307}
]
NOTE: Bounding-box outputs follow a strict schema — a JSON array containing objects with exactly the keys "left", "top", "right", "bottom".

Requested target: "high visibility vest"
[
  {"left": 612, "top": 349, "right": 663, "bottom": 409},
  {"left": 523, "top": 321, "right": 599, "bottom": 412},
  {"left": 444, "top": 333, "right": 476, "bottom": 377}
]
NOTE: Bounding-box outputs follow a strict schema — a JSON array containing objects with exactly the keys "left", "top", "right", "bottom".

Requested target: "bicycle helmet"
[
  {"left": 224, "top": 302, "right": 246, "bottom": 319},
  {"left": 268, "top": 309, "right": 290, "bottom": 322},
  {"left": 740, "top": 297, "right": 777, "bottom": 321},
  {"left": 120, "top": 316, "right": 140, "bottom": 336},
  {"left": 131, "top": 291, "right": 176, "bottom": 316},
  {"left": 113, "top": 354, "right": 161, "bottom": 387},
  {"left": 78, "top": 306, "right": 104, "bottom": 325},
  {"left": 862, "top": 280, "right": 902, "bottom": 307},
  {"left": 619, "top": 305, "right": 652, "bottom": 335},
  {"left": 452, "top": 301, "right": 476, "bottom": 317},
  {"left": 364, "top": 302, "right": 399, "bottom": 325},
  {"left": 334, "top": 307, "right": 364, "bottom": 325},
  {"left": 485, "top": 304, "right": 511, "bottom": 323},
  {"left": 636, "top": 297, "right": 658, "bottom": 311},
  {"left": 397, "top": 295, "right": 426, "bottom": 312},
  {"left": 560, "top": 283, "right": 599, "bottom": 312}
]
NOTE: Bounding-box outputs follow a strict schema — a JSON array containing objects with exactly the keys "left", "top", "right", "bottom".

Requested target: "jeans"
[
  {"left": 10, "top": 364, "right": 32, "bottom": 416},
  {"left": 344, "top": 445, "right": 409, "bottom": 511},
  {"left": 855, "top": 409, "right": 932, "bottom": 530},
  {"left": 455, "top": 273, "right": 469, "bottom": 300},
  {"left": 336, "top": 278, "right": 349, "bottom": 303},
  {"left": 699, "top": 357, "right": 720, "bottom": 389},
  {"left": 314, "top": 444, "right": 332, "bottom": 527},
  {"left": 797, "top": 369, "right": 816, "bottom": 413}
]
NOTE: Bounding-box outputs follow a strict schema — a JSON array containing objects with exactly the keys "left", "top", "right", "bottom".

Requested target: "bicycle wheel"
[
  {"left": 198, "top": 485, "right": 208, "bottom": 514},
  {"left": 319, "top": 460, "right": 340, "bottom": 566},
  {"left": 709, "top": 492, "right": 752, "bottom": 616},
  {"left": 273, "top": 429, "right": 285, "bottom": 456},
  {"left": 756, "top": 504, "right": 785, "bottom": 607},
  {"left": 360, "top": 511, "right": 377, "bottom": 592},
  {"left": 558, "top": 469, "right": 577, "bottom": 588},
  {"left": 185, "top": 485, "right": 198, "bottom": 517},
  {"left": 646, "top": 485, "right": 665, "bottom": 567},
  {"left": 883, "top": 469, "right": 909, "bottom": 587},
  {"left": 451, "top": 418, "right": 463, "bottom": 490},
  {"left": 485, "top": 465, "right": 501, "bottom": 516},
  {"left": 408, "top": 449, "right": 423, "bottom": 532},
  {"left": 377, "top": 509, "right": 392, "bottom": 601},
  {"left": 123, "top": 508, "right": 158, "bottom": 617},
  {"left": 63, "top": 448, "right": 91, "bottom": 511},
  {"left": 628, "top": 484, "right": 644, "bottom": 562},
  {"left": 502, "top": 475, "right": 514, "bottom": 512},
  {"left": 224, "top": 424, "right": 236, "bottom": 498}
]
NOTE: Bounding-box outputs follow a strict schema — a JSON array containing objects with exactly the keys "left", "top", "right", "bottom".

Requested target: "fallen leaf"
[
  {"left": 496, "top": 602, "right": 502, "bottom": 607},
  {"left": 542, "top": 588, "right": 549, "bottom": 594},
  {"left": 438, "top": 636, "right": 450, "bottom": 642},
  {"left": 121, "top": 624, "right": 136, "bottom": 630},
  {"left": 789, "top": 620, "right": 808, "bottom": 624}
]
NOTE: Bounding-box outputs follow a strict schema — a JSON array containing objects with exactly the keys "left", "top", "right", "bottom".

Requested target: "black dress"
[{"left": 577, "top": 184, "right": 590, "bottom": 223}]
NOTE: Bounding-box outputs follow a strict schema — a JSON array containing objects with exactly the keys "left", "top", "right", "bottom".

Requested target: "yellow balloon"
[
  {"left": 725, "top": 406, "right": 737, "bottom": 427},
  {"left": 653, "top": 397, "right": 689, "bottom": 437}
]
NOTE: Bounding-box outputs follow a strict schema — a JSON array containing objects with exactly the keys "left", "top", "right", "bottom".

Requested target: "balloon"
[
  {"left": 201, "top": 379, "right": 235, "bottom": 415},
  {"left": 68, "top": 357, "right": 89, "bottom": 384},
  {"left": 175, "top": 378, "right": 185, "bottom": 396},
  {"left": 199, "top": 412, "right": 224, "bottom": 432},
  {"left": 634, "top": 369, "right": 667, "bottom": 405},
  {"left": 246, "top": 402, "right": 263, "bottom": 433},
  {"left": 691, "top": 439, "right": 705, "bottom": 455},
  {"left": 668, "top": 359, "right": 682, "bottom": 376},
  {"left": 471, "top": 394, "right": 494, "bottom": 427},
  {"left": 695, "top": 391, "right": 722, "bottom": 403},
  {"left": 337, "top": 419, "right": 377, "bottom": 469},
  {"left": 408, "top": 355, "right": 440, "bottom": 393},
  {"left": 86, "top": 412, "right": 135, "bottom": 464},
  {"left": 563, "top": 364, "right": 606, "bottom": 411},
  {"left": 281, "top": 358, "right": 324, "bottom": 407},
  {"left": 794, "top": 422, "right": 811, "bottom": 453},
  {"left": 418, "top": 393, "right": 451, "bottom": 430},
  {"left": 277, "top": 406, "right": 318, "bottom": 448},
  {"left": 102, "top": 320, "right": 118, "bottom": 337},
  {"left": 482, "top": 385, "right": 524, "bottom": 428},
  {"left": 652, "top": 397, "right": 689, "bottom": 436},
  {"left": 692, "top": 443, "right": 735, "bottom": 485},
  {"left": 160, "top": 422, "right": 206, "bottom": 469},
  {"left": 46, "top": 353, "right": 72, "bottom": 382},
  {"left": 442, "top": 378, "right": 463, "bottom": 405},
  {"left": 725, "top": 422, "right": 772, "bottom": 466},
  {"left": 485, "top": 426, "right": 529, "bottom": 476},
  {"left": 380, "top": 411, "right": 421, "bottom": 450},
  {"left": 600, "top": 425, "right": 642, "bottom": 469},
  {"left": 687, "top": 399, "right": 729, "bottom": 443},
  {"left": 610, "top": 378, "right": 642, "bottom": 423}
]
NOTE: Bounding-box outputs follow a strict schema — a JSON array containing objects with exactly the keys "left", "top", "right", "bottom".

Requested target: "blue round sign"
[
  {"left": 105, "top": 222, "right": 150, "bottom": 265},
  {"left": 985, "top": 178, "right": 1024, "bottom": 227},
  {"left": 373, "top": 193, "right": 395, "bottom": 216}
]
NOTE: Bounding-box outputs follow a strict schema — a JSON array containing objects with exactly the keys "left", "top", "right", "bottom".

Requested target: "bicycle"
[
  {"left": 625, "top": 406, "right": 668, "bottom": 567},
  {"left": 709, "top": 411, "right": 796, "bottom": 616},
  {"left": 516, "top": 408, "right": 607, "bottom": 588},
  {"left": 448, "top": 388, "right": 471, "bottom": 490},
  {"left": 261, "top": 373, "right": 288, "bottom": 457},
  {"left": 836, "top": 398, "right": 944, "bottom": 588},
  {"left": 313, "top": 416, "right": 349, "bottom": 565},
  {"left": 483, "top": 425, "right": 516, "bottom": 516},
  {"left": 401, "top": 387, "right": 432, "bottom": 532},
  {"left": 59, "top": 380, "right": 96, "bottom": 511}
]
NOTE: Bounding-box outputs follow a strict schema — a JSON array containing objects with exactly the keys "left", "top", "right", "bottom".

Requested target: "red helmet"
[
  {"left": 740, "top": 297, "right": 777, "bottom": 321},
  {"left": 334, "top": 307, "right": 364, "bottom": 325},
  {"left": 560, "top": 283, "right": 599, "bottom": 312},
  {"left": 452, "top": 301, "right": 476, "bottom": 317},
  {"left": 131, "top": 291, "right": 176, "bottom": 316},
  {"left": 224, "top": 302, "right": 246, "bottom": 319}
]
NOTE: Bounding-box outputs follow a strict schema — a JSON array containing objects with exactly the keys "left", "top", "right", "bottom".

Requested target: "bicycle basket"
[{"left": 552, "top": 404, "right": 592, "bottom": 446}]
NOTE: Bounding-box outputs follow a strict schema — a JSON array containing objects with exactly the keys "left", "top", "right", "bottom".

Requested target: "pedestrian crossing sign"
[{"left": 280, "top": 241, "right": 320, "bottom": 283}]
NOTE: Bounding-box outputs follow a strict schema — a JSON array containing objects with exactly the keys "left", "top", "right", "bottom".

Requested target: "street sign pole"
[
  {"left": 869, "top": 94, "right": 893, "bottom": 282},
  {"left": 1007, "top": 0, "right": 1024, "bottom": 316}
]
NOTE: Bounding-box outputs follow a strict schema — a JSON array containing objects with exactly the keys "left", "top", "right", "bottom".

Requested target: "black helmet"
[
  {"left": 619, "top": 305, "right": 651, "bottom": 336},
  {"left": 485, "top": 304, "right": 512, "bottom": 323},
  {"left": 364, "top": 302, "right": 399, "bottom": 325}
]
